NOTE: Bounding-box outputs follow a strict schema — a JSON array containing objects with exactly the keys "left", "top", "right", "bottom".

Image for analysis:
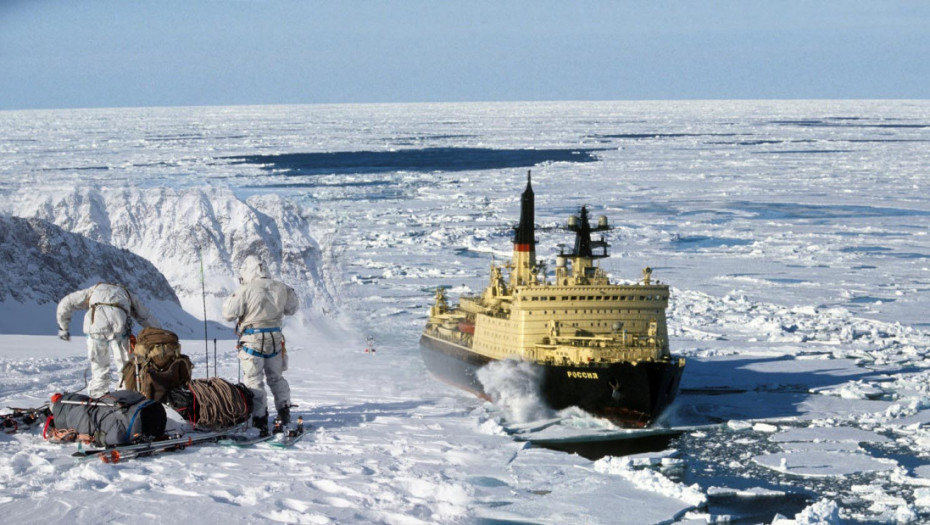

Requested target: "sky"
[{"left": 1, "top": 0, "right": 929, "bottom": 110}]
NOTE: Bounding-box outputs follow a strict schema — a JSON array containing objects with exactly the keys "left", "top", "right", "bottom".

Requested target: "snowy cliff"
[
  {"left": 5, "top": 188, "right": 337, "bottom": 337},
  {"left": 0, "top": 214, "right": 200, "bottom": 335}
]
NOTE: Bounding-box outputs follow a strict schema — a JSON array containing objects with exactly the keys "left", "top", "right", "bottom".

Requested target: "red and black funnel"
[{"left": 514, "top": 171, "right": 535, "bottom": 252}]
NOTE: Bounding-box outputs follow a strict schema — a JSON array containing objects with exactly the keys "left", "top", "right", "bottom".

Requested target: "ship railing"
[
  {"left": 533, "top": 342, "right": 665, "bottom": 365},
  {"left": 426, "top": 324, "right": 473, "bottom": 345},
  {"left": 545, "top": 334, "right": 662, "bottom": 349},
  {"left": 534, "top": 348, "right": 665, "bottom": 367}
]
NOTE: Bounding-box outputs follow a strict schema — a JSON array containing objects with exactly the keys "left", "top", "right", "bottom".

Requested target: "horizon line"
[{"left": 4, "top": 97, "right": 930, "bottom": 113}]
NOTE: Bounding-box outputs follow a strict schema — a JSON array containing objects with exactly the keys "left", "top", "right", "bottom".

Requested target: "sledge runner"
[
  {"left": 56, "top": 283, "right": 160, "bottom": 398},
  {"left": 222, "top": 254, "right": 298, "bottom": 436}
]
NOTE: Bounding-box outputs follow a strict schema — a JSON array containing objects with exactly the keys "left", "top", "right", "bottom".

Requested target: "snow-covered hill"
[
  {"left": 5, "top": 187, "right": 338, "bottom": 337},
  {"left": 0, "top": 214, "right": 200, "bottom": 335}
]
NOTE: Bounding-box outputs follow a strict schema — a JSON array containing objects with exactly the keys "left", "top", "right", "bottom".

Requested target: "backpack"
[
  {"left": 48, "top": 391, "right": 167, "bottom": 446},
  {"left": 121, "top": 327, "right": 193, "bottom": 403}
]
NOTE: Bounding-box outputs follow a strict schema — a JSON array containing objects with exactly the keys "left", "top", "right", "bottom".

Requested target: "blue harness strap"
[
  {"left": 239, "top": 327, "right": 283, "bottom": 358},
  {"left": 241, "top": 345, "right": 280, "bottom": 359},
  {"left": 242, "top": 327, "right": 281, "bottom": 335},
  {"left": 125, "top": 400, "right": 155, "bottom": 443}
]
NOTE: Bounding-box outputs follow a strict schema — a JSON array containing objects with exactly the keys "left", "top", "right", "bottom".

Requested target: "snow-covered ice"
[{"left": 2, "top": 100, "right": 930, "bottom": 523}]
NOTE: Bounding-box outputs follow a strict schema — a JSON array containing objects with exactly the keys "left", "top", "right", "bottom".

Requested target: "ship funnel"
[
  {"left": 598, "top": 215, "right": 608, "bottom": 228},
  {"left": 514, "top": 170, "right": 535, "bottom": 251},
  {"left": 567, "top": 215, "right": 578, "bottom": 227},
  {"left": 511, "top": 170, "right": 537, "bottom": 285}
]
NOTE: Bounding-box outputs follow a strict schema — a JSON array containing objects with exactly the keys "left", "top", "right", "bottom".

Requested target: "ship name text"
[{"left": 567, "top": 371, "right": 600, "bottom": 380}]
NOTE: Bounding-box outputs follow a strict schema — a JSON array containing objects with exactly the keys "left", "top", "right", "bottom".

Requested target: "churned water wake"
[{"left": 476, "top": 359, "right": 554, "bottom": 424}]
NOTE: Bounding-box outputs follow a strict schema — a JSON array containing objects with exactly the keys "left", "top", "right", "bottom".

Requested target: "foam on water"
[{"left": 475, "top": 359, "right": 555, "bottom": 424}]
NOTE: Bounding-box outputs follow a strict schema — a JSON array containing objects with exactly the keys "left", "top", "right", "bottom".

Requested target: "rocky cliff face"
[
  {"left": 0, "top": 214, "right": 204, "bottom": 334},
  {"left": 0, "top": 215, "right": 178, "bottom": 305},
  {"left": 6, "top": 188, "right": 335, "bottom": 335}
]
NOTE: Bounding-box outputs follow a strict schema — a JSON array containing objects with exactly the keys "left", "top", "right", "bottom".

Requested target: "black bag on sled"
[
  {"left": 121, "top": 327, "right": 193, "bottom": 403},
  {"left": 49, "top": 391, "right": 167, "bottom": 447},
  {"left": 166, "top": 378, "right": 254, "bottom": 430}
]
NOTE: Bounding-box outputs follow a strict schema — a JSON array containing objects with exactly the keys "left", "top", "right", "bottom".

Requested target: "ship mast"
[
  {"left": 510, "top": 171, "right": 537, "bottom": 286},
  {"left": 567, "top": 205, "right": 609, "bottom": 259},
  {"left": 559, "top": 205, "right": 610, "bottom": 283}
]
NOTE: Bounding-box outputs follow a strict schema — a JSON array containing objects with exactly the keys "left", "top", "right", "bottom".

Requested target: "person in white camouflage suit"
[
  {"left": 222, "top": 255, "right": 299, "bottom": 435},
  {"left": 56, "top": 283, "right": 160, "bottom": 398}
]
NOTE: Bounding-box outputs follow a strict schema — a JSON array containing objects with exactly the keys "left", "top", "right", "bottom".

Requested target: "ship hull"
[{"left": 420, "top": 332, "right": 685, "bottom": 428}]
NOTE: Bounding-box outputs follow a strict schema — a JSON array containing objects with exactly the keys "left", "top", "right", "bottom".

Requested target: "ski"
[
  {"left": 2, "top": 406, "right": 50, "bottom": 434},
  {"left": 98, "top": 432, "right": 233, "bottom": 464},
  {"left": 219, "top": 432, "right": 276, "bottom": 448},
  {"left": 72, "top": 426, "right": 244, "bottom": 461},
  {"left": 222, "top": 416, "right": 310, "bottom": 449},
  {"left": 4, "top": 405, "right": 51, "bottom": 418},
  {"left": 268, "top": 417, "right": 309, "bottom": 448},
  {"left": 268, "top": 428, "right": 309, "bottom": 448}
]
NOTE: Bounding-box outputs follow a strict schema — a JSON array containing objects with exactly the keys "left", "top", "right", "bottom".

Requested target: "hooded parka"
[
  {"left": 222, "top": 255, "right": 298, "bottom": 422},
  {"left": 56, "top": 283, "right": 160, "bottom": 397}
]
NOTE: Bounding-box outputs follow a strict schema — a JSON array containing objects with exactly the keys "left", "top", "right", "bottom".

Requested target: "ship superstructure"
[{"left": 420, "top": 172, "right": 685, "bottom": 427}]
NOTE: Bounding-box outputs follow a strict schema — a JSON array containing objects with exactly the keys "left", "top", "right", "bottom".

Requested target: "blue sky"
[{"left": 1, "top": 1, "right": 928, "bottom": 110}]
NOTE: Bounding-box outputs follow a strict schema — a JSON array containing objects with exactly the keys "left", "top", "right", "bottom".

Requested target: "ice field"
[{"left": 2, "top": 100, "right": 930, "bottom": 523}]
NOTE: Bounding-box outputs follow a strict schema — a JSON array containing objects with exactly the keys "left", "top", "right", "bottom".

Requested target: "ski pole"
[
  {"left": 213, "top": 338, "right": 217, "bottom": 378},
  {"left": 199, "top": 244, "right": 209, "bottom": 378},
  {"left": 57, "top": 399, "right": 122, "bottom": 407},
  {"left": 76, "top": 369, "right": 89, "bottom": 394},
  {"left": 135, "top": 357, "right": 142, "bottom": 393}
]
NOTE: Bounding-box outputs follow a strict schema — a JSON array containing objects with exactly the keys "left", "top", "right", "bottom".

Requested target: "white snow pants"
[
  {"left": 86, "top": 335, "right": 130, "bottom": 398},
  {"left": 239, "top": 350, "right": 290, "bottom": 418}
]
